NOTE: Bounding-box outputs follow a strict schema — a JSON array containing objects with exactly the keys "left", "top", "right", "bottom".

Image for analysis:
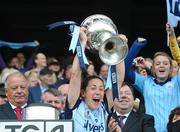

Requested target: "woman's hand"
[{"left": 79, "top": 27, "right": 90, "bottom": 49}]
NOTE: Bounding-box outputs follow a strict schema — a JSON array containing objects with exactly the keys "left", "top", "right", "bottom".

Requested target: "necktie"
[
  {"left": 118, "top": 115, "right": 126, "bottom": 128},
  {"left": 14, "top": 107, "right": 22, "bottom": 120}
]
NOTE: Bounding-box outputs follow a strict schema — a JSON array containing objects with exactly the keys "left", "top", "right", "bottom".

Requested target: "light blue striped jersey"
[{"left": 134, "top": 73, "right": 180, "bottom": 132}]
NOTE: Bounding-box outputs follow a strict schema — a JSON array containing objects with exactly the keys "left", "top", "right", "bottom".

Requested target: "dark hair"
[
  {"left": 121, "top": 82, "right": 136, "bottom": 100},
  {"left": 81, "top": 75, "right": 104, "bottom": 90},
  {"left": 167, "top": 106, "right": 180, "bottom": 130},
  {"left": 39, "top": 67, "right": 54, "bottom": 76},
  {"left": 43, "top": 88, "right": 61, "bottom": 97}
]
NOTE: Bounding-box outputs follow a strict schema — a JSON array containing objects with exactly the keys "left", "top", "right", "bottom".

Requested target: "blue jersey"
[
  {"left": 135, "top": 73, "right": 180, "bottom": 132},
  {"left": 65, "top": 99, "right": 108, "bottom": 132}
]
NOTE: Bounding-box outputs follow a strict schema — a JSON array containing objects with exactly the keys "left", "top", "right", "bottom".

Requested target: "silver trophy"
[{"left": 81, "top": 14, "right": 128, "bottom": 65}]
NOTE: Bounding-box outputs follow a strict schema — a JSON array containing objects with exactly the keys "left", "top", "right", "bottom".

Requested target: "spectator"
[
  {"left": 167, "top": 106, "right": 180, "bottom": 132},
  {"left": 0, "top": 83, "right": 7, "bottom": 105},
  {"left": 28, "top": 67, "right": 56, "bottom": 103},
  {"left": 26, "top": 71, "right": 40, "bottom": 87},
  {"left": 86, "top": 61, "right": 97, "bottom": 76},
  {"left": 0, "top": 51, "right": 34, "bottom": 74},
  {"left": 99, "top": 63, "right": 108, "bottom": 85},
  {"left": 0, "top": 72, "right": 29, "bottom": 120},
  {"left": 132, "top": 56, "right": 152, "bottom": 76},
  {"left": 8, "top": 56, "right": 20, "bottom": 69},
  {"left": 16, "top": 52, "right": 34, "bottom": 73},
  {"left": 125, "top": 37, "right": 180, "bottom": 132},
  {"left": 166, "top": 23, "right": 180, "bottom": 65},
  {"left": 47, "top": 57, "right": 60, "bottom": 73},
  {"left": 25, "top": 52, "right": 47, "bottom": 76},
  {"left": 0, "top": 68, "right": 19, "bottom": 83},
  {"left": 16, "top": 52, "right": 26, "bottom": 69},
  {"left": 108, "top": 82, "right": 155, "bottom": 132},
  {"left": 41, "top": 88, "right": 64, "bottom": 111},
  {"left": 171, "top": 60, "right": 179, "bottom": 77},
  {"left": 82, "top": 63, "right": 97, "bottom": 78}
]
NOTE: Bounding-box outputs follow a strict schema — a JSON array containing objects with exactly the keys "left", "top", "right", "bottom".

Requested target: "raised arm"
[
  {"left": 106, "top": 34, "right": 127, "bottom": 111},
  {"left": 166, "top": 23, "right": 180, "bottom": 65},
  {"left": 116, "top": 34, "right": 128, "bottom": 87},
  {"left": 67, "top": 27, "right": 89, "bottom": 109},
  {"left": 125, "top": 38, "right": 147, "bottom": 84}
]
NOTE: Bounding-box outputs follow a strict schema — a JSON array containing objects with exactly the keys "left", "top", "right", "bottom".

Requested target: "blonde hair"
[
  {"left": 0, "top": 68, "right": 19, "bottom": 83},
  {"left": 151, "top": 52, "right": 172, "bottom": 77}
]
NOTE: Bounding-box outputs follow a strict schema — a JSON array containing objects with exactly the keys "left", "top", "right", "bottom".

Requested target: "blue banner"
[
  {"left": 0, "top": 40, "right": 39, "bottom": 49},
  {"left": 48, "top": 21, "right": 77, "bottom": 30},
  {"left": 167, "top": 0, "right": 180, "bottom": 27}
]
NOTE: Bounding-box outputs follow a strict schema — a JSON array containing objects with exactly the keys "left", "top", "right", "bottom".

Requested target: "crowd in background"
[{"left": 0, "top": 23, "right": 179, "bottom": 132}]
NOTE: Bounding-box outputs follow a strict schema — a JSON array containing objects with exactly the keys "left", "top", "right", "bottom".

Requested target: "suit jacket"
[
  {"left": 0, "top": 102, "right": 17, "bottom": 119},
  {"left": 28, "top": 84, "right": 59, "bottom": 104},
  {"left": 108, "top": 110, "right": 155, "bottom": 132},
  {"left": 28, "top": 84, "right": 42, "bottom": 104}
]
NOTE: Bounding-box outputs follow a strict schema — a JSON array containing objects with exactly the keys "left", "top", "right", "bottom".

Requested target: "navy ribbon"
[
  {"left": 111, "top": 65, "right": 119, "bottom": 100},
  {"left": 48, "top": 21, "right": 88, "bottom": 70},
  {"left": 0, "top": 40, "right": 39, "bottom": 49},
  {"left": 105, "top": 65, "right": 119, "bottom": 100},
  {"left": 69, "top": 25, "right": 88, "bottom": 70},
  {"left": 76, "top": 39, "right": 86, "bottom": 69}
]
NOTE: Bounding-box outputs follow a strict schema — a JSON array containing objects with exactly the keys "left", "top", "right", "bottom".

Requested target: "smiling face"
[
  {"left": 81, "top": 78, "right": 105, "bottom": 110},
  {"left": 35, "top": 53, "right": 47, "bottom": 68},
  {"left": 5, "top": 72, "right": 29, "bottom": 107},
  {"left": 114, "top": 84, "right": 134, "bottom": 114},
  {"left": 152, "top": 54, "right": 172, "bottom": 82}
]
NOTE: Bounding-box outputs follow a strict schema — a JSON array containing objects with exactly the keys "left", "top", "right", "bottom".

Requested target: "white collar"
[
  {"left": 115, "top": 111, "right": 131, "bottom": 118},
  {"left": 9, "top": 102, "right": 27, "bottom": 109}
]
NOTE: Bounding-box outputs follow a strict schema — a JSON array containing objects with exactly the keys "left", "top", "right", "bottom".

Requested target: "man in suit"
[
  {"left": 41, "top": 88, "right": 66, "bottom": 119},
  {"left": 108, "top": 82, "right": 155, "bottom": 132},
  {"left": 0, "top": 72, "right": 29, "bottom": 120},
  {"left": 28, "top": 67, "right": 56, "bottom": 103}
]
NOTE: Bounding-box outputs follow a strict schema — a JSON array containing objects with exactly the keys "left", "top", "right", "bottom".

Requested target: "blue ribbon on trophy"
[
  {"left": 0, "top": 40, "right": 39, "bottom": 49},
  {"left": 48, "top": 21, "right": 88, "bottom": 70},
  {"left": 69, "top": 25, "right": 88, "bottom": 69},
  {"left": 105, "top": 65, "right": 119, "bottom": 100},
  {"left": 111, "top": 65, "right": 119, "bottom": 100},
  {"left": 105, "top": 66, "right": 112, "bottom": 89}
]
